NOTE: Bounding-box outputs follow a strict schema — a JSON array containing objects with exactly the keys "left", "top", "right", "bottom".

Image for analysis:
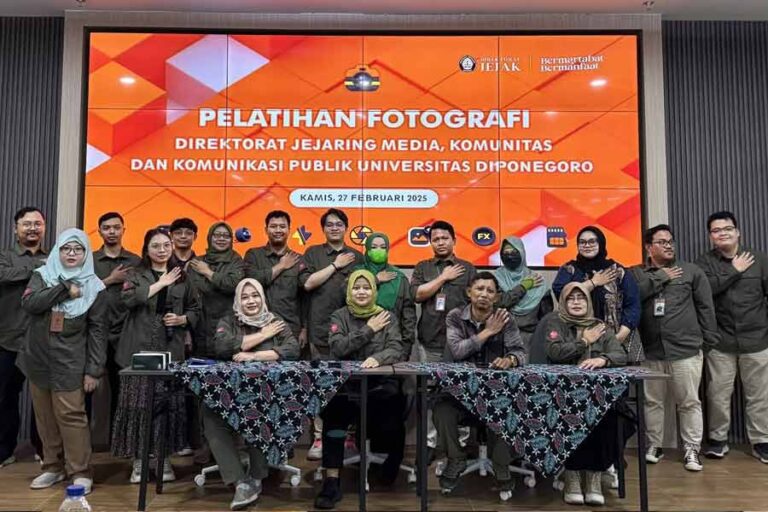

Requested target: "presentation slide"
[{"left": 83, "top": 32, "right": 642, "bottom": 267}]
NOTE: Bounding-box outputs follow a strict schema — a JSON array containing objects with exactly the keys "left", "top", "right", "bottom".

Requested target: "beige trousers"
[
  {"left": 643, "top": 351, "right": 704, "bottom": 451},
  {"left": 707, "top": 347, "right": 768, "bottom": 445},
  {"left": 30, "top": 383, "right": 92, "bottom": 479}
]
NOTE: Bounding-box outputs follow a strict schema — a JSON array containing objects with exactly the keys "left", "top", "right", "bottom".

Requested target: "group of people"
[{"left": 0, "top": 205, "right": 766, "bottom": 510}]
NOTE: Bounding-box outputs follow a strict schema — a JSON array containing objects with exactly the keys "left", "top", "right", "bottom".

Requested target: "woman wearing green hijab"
[
  {"left": 495, "top": 236, "right": 553, "bottom": 348},
  {"left": 187, "top": 222, "right": 245, "bottom": 358},
  {"left": 314, "top": 270, "right": 406, "bottom": 509},
  {"left": 355, "top": 233, "right": 416, "bottom": 359}
]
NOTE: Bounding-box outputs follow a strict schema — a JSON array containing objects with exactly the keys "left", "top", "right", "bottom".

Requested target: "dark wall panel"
[
  {"left": 0, "top": 17, "right": 63, "bottom": 246},
  {"left": 664, "top": 20, "right": 768, "bottom": 445},
  {"left": 664, "top": 20, "right": 768, "bottom": 259}
]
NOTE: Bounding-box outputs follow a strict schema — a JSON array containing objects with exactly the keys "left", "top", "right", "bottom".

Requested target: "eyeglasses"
[
  {"left": 652, "top": 239, "right": 675, "bottom": 248},
  {"left": 566, "top": 295, "right": 587, "bottom": 303},
  {"left": 211, "top": 233, "right": 232, "bottom": 240},
  {"left": 18, "top": 221, "right": 44, "bottom": 229},
  {"left": 577, "top": 239, "right": 599, "bottom": 247},
  {"left": 149, "top": 243, "right": 172, "bottom": 251},
  {"left": 710, "top": 226, "right": 736, "bottom": 235},
  {"left": 172, "top": 229, "right": 196, "bottom": 237},
  {"left": 324, "top": 222, "right": 345, "bottom": 229},
  {"left": 59, "top": 245, "right": 85, "bottom": 255}
]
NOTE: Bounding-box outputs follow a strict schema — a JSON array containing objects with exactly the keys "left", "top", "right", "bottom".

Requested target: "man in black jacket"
[
  {"left": 695, "top": 211, "right": 768, "bottom": 464},
  {"left": 630, "top": 224, "right": 719, "bottom": 473}
]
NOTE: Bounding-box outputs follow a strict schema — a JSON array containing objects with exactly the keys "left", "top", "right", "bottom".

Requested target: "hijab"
[
  {"left": 35, "top": 228, "right": 105, "bottom": 319},
  {"left": 233, "top": 278, "right": 275, "bottom": 328},
  {"left": 346, "top": 269, "right": 385, "bottom": 319},
  {"left": 558, "top": 282, "right": 601, "bottom": 332},
  {"left": 571, "top": 226, "right": 616, "bottom": 274},
  {"left": 356, "top": 233, "right": 404, "bottom": 310},
  {"left": 495, "top": 236, "right": 551, "bottom": 315},
  {"left": 204, "top": 222, "right": 238, "bottom": 265}
]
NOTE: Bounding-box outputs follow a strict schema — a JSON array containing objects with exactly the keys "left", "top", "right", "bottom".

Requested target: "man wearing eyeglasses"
[
  {"left": 299, "top": 208, "right": 363, "bottom": 462},
  {"left": 694, "top": 211, "right": 768, "bottom": 465},
  {"left": 630, "top": 224, "right": 720, "bottom": 473},
  {"left": 0, "top": 207, "right": 47, "bottom": 467}
]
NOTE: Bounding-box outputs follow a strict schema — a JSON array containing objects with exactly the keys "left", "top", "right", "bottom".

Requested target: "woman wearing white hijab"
[
  {"left": 18, "top": 228, "right": 107, "bottom": 495},
  {"left": 207, "top": 278, "right": 299, "bottom": 510}
]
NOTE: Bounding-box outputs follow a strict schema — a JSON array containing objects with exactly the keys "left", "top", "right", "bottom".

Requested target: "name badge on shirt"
[
  {"left": 435, "top": 293, "right": 447, "bottom": 312},
  {"left": 653, "top": 297, "right": 666, "bottom": 317},
  {"left": 50, "top": 311, "right": 65, "bottom": 333}
]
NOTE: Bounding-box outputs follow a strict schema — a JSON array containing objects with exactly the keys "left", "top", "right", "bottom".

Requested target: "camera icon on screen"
[{"left": 344, "top": 66, "right": 381, "bottom": 92}]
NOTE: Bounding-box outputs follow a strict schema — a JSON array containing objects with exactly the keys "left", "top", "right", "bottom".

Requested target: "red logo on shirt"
[
  {"left": 548, "top": 330, "right": 559, "bottom": 340},
  {"left": 22, "top": 288, "right": 32, "bottom": 297},
  {"left": 330, "top": 324, "right": 339, "bottom": 333},
  {"left": 216, "top": 327, "right": 225, "bottom": 333},
  {"left": 122, "top": 281, "right": 134, "bottom": 290}
]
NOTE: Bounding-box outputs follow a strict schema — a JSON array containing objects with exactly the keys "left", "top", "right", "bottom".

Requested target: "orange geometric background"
[{"left": 84, "top": 32, "right": 642, "bottom": 267}]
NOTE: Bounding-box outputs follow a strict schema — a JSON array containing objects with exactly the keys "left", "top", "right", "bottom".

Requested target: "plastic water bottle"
[{"left": 58, "top": 485, "right": 91, "bottom": 512}]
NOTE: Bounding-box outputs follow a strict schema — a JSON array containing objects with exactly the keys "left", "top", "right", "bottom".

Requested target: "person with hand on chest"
[
  {"left": 435, "top": 271, "right": 525, "bottom": 496},
  {"left": 186, "top": 222, "right": 245, "bottom": 359},
  {"left": 0, "top": 206, "right": 48, "bottom": 467},
  {"left": 244, "top": 210, "right": 305, "bottom": 344},
  {"left": 18, "top": 228, "right": 107, "bottom": 495},
  {"left": 111, "top": 228, "right": 200, "bottom": 484},
  {"left": 206, "top": 278, "right": 299, "bottom": 511},
  {"left": 695, "top": 211, "right": 768, "bottom": 464},
  {"left": 629, "top": 224, "right": 720, "bottom": 473}
]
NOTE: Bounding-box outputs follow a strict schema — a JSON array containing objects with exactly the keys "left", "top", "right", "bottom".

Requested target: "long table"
[{"left": 121, "top": 362, "right": 668, "bottom": 512}]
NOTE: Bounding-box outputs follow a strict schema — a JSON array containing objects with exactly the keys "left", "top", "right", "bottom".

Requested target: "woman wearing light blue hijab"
[
  {"left": 17, "top": 228, "right": 107, "bottom": 495},
  {"left": 495, "top": 236, "right": 553, "bottom": 348}
]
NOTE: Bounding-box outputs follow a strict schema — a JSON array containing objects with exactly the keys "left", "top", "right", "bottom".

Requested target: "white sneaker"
[
  {"left": 645, "top": 446, "right": 664, "bottom": 464},
  {"left": 683, "top": 448, "right": 703, "bottom": 472},
  {"left": 30, "top": 471, "right": 66, "bottom": 489},
  {"left": 307, "top": 438, "right": 322, "bottom": 461},
  {"left": 159, "top": 459, "right": 176, "bottom": 482},
  {"left": 0, "top": 455, "right": 16, "bottom": 468},
  {"left": 130, "top": 459, "right": 143, "bottom": 484},
  {"left": 73, "top": 477, "right": 93, "bottom": 495},
  {"left": 563, "top": 470, "right": 584, "bottom": 505},
  {"left": 602, "top": 465, "right": 619, "bottom": 489},
  {"left": 584, "top": 471, "right": 605, "bottom": 506}
]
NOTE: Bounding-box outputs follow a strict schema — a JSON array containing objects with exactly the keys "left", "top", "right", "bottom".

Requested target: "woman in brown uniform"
[{"left": 18, "top": 228, "right": 107, "bottom": 495}]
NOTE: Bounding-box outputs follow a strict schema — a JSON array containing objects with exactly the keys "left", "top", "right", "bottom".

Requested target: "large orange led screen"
[{"left": 83, "top": 32, "right": 643, "bottom": 267}]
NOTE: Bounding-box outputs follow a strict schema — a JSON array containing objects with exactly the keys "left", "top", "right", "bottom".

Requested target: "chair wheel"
[
  {"left": 194, "top": 474, "right": 205, "bottom": 487},
  {"left": 290, "top": 474, "right": 301, "bottom": 487},
  {"left": 553, "top": 480, "right": 564, "bottom": 491},
  {"left": 500, "top": 490, "right": 513, "bottom": 501},
  {"left": 407, "top": 472, "right": 417, "bottom": 484},
  {"left": 524, "top": 476, "right": 536, "bottom": 488}
]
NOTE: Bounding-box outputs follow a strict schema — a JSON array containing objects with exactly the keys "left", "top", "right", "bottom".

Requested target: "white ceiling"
[{"left": 1, "top": 0, "right": 767, "bottom": 19}]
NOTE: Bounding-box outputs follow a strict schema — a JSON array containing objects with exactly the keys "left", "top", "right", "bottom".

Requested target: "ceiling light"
[
  {"left": 590, "top": 78, "right": 607, "bottom": 88},
  {"left": 119, "top": 76, "right": 136, "bottom": 85}
]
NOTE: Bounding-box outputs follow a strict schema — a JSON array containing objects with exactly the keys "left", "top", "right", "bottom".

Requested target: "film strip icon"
[{"left": 546, "top": 226, "right": 568, "bottom": 248}]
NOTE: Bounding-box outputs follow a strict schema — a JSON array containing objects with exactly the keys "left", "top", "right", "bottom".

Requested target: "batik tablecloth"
[
  {"left": 400, "top": 362, "right": 649, "bottom": 476},
  {"left": 172, "top": 361, "right": 358, "bottom": 465}
]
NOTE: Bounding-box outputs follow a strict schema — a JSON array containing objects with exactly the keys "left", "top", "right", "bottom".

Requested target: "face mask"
[
  {"left": 368, "top": 248, "right": 388, "bottom": 265},
  {"left": 501, "top": 251, "right": 522, "bottom": 270}
]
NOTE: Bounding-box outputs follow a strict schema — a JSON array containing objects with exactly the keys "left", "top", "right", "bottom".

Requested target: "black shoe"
[
  {"left": 752, "top": 443, "right": 768, "bottom": 464},
  {"left": 704, "top": 439, "right": 729, "bottom": 459},
  {"left": 314, "top": 477, "right": 342, "bottom": 510},
  {"left": 439, "top": 459, "right": 467, "bottom": 495},
  {"left": 380, "top": 453, "right": 404, "bottom": 486}
]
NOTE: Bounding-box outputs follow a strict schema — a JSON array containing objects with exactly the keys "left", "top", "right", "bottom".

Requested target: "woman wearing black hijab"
[{"left": 552, "top": 226, "right": 640, "bottom": 346}]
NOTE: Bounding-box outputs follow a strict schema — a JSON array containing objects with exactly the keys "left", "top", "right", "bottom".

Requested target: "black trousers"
[
  {"left": 321, "top": 380, "right": 406, "bottom": 469},
  {"left": 0, "top": 348, "right": 41, "bottom": 460},
  {"left": 565, "top": 406, "right": 635, "bottom": 472}
]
